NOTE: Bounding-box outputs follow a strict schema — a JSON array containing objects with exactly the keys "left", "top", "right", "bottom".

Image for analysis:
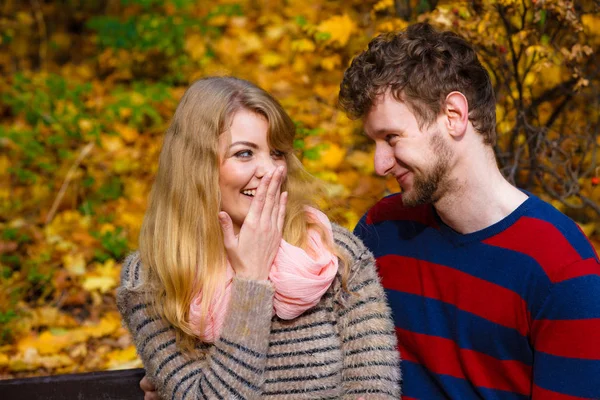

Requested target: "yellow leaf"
[
  {"left": 185, "top": 33, "right": 206, "bottom": 61},
  {"left": 30, "top": 307, "right": 78, "bottom": 329},
  {"left": 62, "top": 253, "right": 86, "bottom": 276},
  {"left": 83, "top": 312, "right": 121, "bottom": 338},
  {"left": 341, "top": 210, "right": 360, "bottom": 231},
  {"left": 315, "top": 171, "right": 340, "bottom": 183},
  {"left": 317, "top": 14, "right": 356, "bottom": 47},
  {"left": 104, "top": 346, "right": 140, "bottom": 369},
  {"left": 582, "top": 14, "right": 600, "bottom": 37},
  {"left": 18, "top": 331, "right": 76, "bottom": 355},
  {"left": 114, "top": 123, "right": 139, "bottom": 143},
  {"left": 550, "top": 199, "right": 566, "bottom": 213},
  {"left": 320, "top": 143, "right": 346, "bottom": 169},
  {"left": 346, "top": 150, "right": 375, "bottom": 174},
  {"left": 291, "top": 39, "right": 316, "bottom": 53},
  {"left": 578, "top": 222, "right": 596, "bottom": 238},
  {"left": 239, "top": 33, "right": 263, "bottom": 55},
  {"left": 320, "top": 54, "right": 341, "bottom": 71},
  {"left": 101, "top": 134, "right": 125, "bottom": 152},
  {"left": 78, "top": 119, "right": 93, "bottom": 133},
  {"left": 261, "top": 52, "right": 284, "bottom": 68},
  {"left": 292, "top": 57, "right": 308, "bottom": 73},
  {"left": 16, "top": 12, "right": 34, "bottom": 25},
  {"left": 82, "top": 276, "right": 117, "bottom": 294},
  {"left": 207, "top": 15, "right": 228, "bottom": 27},
  {"left": 119, "top": 107, "right": 133, "bottom": 119},
  {"left": 39, "top": 354, "right": 75, "bottom": 369},
  {"left": 373, "top": 0, "right": 393, "bottom": 12}
]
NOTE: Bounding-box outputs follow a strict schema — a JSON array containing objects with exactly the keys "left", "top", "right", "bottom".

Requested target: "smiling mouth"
[
  {"left": 242, "top": 189, "right": 256, "bottom": 197},
  {"left": 396, "top": 172, "right": 410, "bottom": 184}
]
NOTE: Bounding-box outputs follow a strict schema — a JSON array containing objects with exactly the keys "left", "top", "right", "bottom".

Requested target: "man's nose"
[{"left": 373, "top": 144, "right": 396, "bottom": 176}]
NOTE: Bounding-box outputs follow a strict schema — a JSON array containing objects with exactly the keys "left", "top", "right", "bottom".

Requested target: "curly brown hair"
[{"left": 339, "top": 22, "right": 496, "bottom": 145}]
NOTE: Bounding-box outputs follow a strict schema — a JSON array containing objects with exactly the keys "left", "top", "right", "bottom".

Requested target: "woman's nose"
[{"left": 255, "top": 155, "right": 278, "bottom": 178}]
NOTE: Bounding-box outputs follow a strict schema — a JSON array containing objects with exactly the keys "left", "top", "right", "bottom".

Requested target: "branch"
[
  {"left": 497, "top": 5, "right": 523, "bottom": 107},
  {"left": 30, "top": 0, "right": 47, "bottom": 71},
  {"left": 529, "top": 77, "right": 577, "bottom": 110},
  {"left": 394, "top": 0, "right": 411, "bottom": 20},
  {"left": 544, "top": 93, "right": 573, "bottom": 129},
  {"left": 45, "top": 142, "right": 95, "bottom": 225}
]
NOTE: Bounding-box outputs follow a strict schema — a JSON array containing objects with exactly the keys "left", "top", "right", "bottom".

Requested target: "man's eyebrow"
[
  {"left": 366, "top": 129, "right": 403, "bottom": 137},
  {"left": 229, "top": 141, "right": 258, "bottom": 149}
]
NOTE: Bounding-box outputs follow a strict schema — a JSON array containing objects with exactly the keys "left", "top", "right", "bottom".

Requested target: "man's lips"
[{"left": 396, "top": 171, "right": 410, "bottom": 185}]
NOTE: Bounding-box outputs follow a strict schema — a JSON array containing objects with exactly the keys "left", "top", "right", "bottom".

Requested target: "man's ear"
[{"left": 443, "top": 91, "right": 469, "bottom": 139}]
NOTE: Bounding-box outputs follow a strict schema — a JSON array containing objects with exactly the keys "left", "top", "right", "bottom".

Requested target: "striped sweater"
[
  {"left": 117, "top": 225, "right": 401, "bottom": 399},
  {"left": 354, "top": 192, "right": 600, "bottom": 399}
]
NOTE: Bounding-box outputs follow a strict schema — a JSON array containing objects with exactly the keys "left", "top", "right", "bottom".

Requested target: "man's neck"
[{"left": 433, "top": 153, "right": 528, "bottom": 235}]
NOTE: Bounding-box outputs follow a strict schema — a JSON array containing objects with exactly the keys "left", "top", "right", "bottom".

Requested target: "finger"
[
  {"left": 218, "top": 212, "right": 236, "bottom": 248},
  {"left": 246, "top": 169, "right": 273, "bottom": 224},
  {"left": 261, "top": 166, "right": 284, "bottom": 224},
  {"left": 140, "top": 376, "right": 154, "bottom": 392},
  {"left": 271, "top": 178, "right": 282, "bottom": 226},
  {"left": 277, "top": 191, "right": 287, "bottom": 232}
]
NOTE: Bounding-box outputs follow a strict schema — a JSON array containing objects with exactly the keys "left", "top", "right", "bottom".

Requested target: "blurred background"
[{"left": 1, "top": 0, "right": 599, "bottom": 378}]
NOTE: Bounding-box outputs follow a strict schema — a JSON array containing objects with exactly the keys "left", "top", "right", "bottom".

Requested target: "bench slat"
[{"left": 0, "top": 368, "right": 146, "bottom": 399}]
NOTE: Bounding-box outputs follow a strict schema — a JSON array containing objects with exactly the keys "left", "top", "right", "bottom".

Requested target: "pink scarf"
[{"left": 189, "top": 207, "right": 339, "bottom": 343}]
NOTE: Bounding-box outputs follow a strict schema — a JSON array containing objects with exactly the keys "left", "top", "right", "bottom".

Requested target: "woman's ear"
[{"left": 443, "top": 91, "right": 469, "bottom": 139}]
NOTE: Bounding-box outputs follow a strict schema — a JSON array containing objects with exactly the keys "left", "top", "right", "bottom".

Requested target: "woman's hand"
[
  {"left": 219, "top": 166, "right": 287, "bottom": 281},
  {"left": 139, "top": 375, "right": 159, "bottom": 400}
]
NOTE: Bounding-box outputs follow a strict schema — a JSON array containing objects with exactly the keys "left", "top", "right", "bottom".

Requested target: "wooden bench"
[{"left": 0, "top": 368, "right": 145, "bottom": 399}]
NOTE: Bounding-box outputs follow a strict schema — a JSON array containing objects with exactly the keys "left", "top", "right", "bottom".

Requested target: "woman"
[{"left": 117, "top": 77, "right": 401, "bottom": 399}]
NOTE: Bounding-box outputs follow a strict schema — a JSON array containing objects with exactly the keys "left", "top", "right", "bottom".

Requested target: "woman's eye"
[
  {"left": 271, "top": 150, "right": 285, "bottom": 159},
  {"left": 234, "top": 150, "right": 253, "bottom": 158}
]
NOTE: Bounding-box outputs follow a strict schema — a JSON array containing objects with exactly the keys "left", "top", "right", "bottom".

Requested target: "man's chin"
[{"left": 401, "top": 189, "right": 431, "bottom": 207}]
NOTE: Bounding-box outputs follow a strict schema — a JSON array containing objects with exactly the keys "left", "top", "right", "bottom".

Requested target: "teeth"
[{"left": 242, "top": 190, "right": 256, "bottom": 196}]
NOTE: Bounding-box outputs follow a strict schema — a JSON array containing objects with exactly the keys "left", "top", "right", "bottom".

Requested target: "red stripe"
[
  {"left": 532, "top": 318, "right": 600, "bottom": 359},
  {"left": 367, "top": 195, "right": 438, "bottom": 227},
  {"left": 483, "top": 217, "right": 596, "bottom": 283},
  {"left": 379, "top": 255, "right": 531, "bottom": 336},
  {"left": 397, "top": 328, "right": 532, "bottom": 395},
  {"left": 555, "top": 258, "right": 600, "bottom": 282},
  {"left": 532, "top": 384, "right": 595, "bottom": 399}
]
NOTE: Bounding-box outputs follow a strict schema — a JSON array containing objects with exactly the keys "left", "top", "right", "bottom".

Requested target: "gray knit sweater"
[{"left": 117, "top": 225, "right": 401, "bottom": 399}]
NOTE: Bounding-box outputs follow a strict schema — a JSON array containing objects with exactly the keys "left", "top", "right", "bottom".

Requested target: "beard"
[{"left": 402, "top": 132, "right": 453, "bottom": 207}]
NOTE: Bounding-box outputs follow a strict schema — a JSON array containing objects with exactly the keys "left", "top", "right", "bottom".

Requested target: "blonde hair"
[{"left": 139, "top": 77, "right": 348, "bottom": 350}]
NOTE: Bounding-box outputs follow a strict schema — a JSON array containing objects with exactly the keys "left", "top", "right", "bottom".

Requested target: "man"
[{"left": 338, "top": 22, "right": 600, "bottom": 399}]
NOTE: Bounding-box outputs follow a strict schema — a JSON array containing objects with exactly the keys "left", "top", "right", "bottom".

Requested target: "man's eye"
[
  {"left": 385, "top": 134, "right": 399, "bottom": 145},
  {"left": 235, "top": 150, "right": 252, "bottom": 158}
]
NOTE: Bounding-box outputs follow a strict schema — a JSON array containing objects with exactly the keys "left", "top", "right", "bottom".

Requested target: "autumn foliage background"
[{"left": 1, "top": 0, "right": 599, "bottom": 378}]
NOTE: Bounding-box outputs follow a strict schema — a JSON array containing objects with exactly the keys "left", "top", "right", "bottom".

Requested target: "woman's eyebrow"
[{"left": 229, "top": 141, "right": 258, "bottom": 149}]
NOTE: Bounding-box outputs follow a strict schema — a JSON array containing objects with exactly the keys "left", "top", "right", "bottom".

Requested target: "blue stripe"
[
  {"left": 388, "top": 290, "right": 533, "bottom": 364},
  {"left": 534, "top": 351, "right": 600, "bottom": 398},
  {"left": 360, "top": 219, "right": 554, "bottom": 315},
  {"left": 402, "top": 360, "right": 530, "bottom": 400},
  {"left": 537, "top": 274, "right": 600, "bottom": 319}
]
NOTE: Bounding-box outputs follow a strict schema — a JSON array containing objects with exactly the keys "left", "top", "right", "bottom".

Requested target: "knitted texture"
[
  {"left": 117, "top": 225, "right": 401, "bottom": 399},
  {"left": 355, "top": 192, "right": 600, "bottom": 399}
]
